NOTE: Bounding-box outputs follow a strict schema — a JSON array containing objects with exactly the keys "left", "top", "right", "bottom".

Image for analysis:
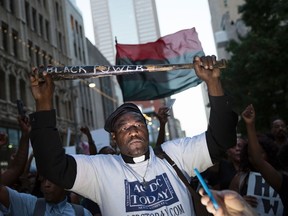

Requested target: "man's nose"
[{"left": 128, "top": 125, "right": 139, "bottom": 135}]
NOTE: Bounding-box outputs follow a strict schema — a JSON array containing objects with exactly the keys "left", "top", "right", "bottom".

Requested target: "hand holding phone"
[
  {"left": 16, "top": 99, "right": 26, "bottom": 117},
  {"left": 194, "top": 168, "right": 219, "bottom": 210}
]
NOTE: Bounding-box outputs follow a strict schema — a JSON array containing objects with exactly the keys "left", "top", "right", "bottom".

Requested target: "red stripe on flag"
[{"left": 116, "top": 28, "right": 203, "bottom": 61}]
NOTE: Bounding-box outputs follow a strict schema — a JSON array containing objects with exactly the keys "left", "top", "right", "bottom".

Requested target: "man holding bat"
[{"left": 29, "top": 55, "right": 238, "bottom": 216}]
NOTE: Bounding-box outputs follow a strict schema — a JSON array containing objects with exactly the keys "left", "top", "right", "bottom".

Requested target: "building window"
[
  {"left": 45, "top": 20, "right": 50, "bottom": 42},
  {"left": 74, "top": 42, "right": 77, "bottom": 57},
  {"left": 9, "top": 0, "right": 14, "bottom": 14},
  {"left": 58, "top": 32, "right": 62, "bottom": 51},
  {"left": 12, "top": 29, "right": 18, "bottom": 58},
  {"left": 27, "top": 40, "right": 33, "bottom": 63},
  {"left": 0, "top": 70, "right": 5, "bottom": 100},
  {"left": 42, "top": 50, "right": 46, "bottom": 66},
  {"left": 82, "top": 107, "right": 85, "bottom": 123},
  {"left": 68, "top": 101, "right": 72, "bottom": 120},
  {"left": 32, "top": 8, "right": 37, "bottom": 32},
  {"left": 9, "top": 75, "right": 17, "bottom": 103},
  {"left": 48, "top": 54, "right": 52, "bottom": 64},
  {"left": 1, "top": 22, "right": 8, "bottom": 52},
  {"left": 39, "top": 14, "right": 43, "bottom": 36},
  {"left": 62, "top": 35, "right": 67, "bottom": 55},
  {"left": 79, "top": 26, "right": 83, "bottom": 38},
  {"left": 78, "top": 46, "right": 81, "bottom": 61},
  {"left": 20, "top": 79, "right": 27, "bottom": 105},
  {"left": 35, "top": 46, "right": 40, "bottom": 66},
  {"left": 25, "top": 1, "right": 30, "bottom": 27},
  {"left": 90, "top": 110, "right": 93, "bottom": 127},
  {"left": 75, "top": 21, "right": 79, "bottom": 34},
  {"left": 82, "top": 51, "right": 86, "bottom": 64},
  {"left": 70, "top": 15, "right": 74, "bottom": 30},
  {"left": 55, "top": 2, "right": 59, "bottom": 21},
  {"left": 86, "top": 109, "right": 90, "bottom": 125}
]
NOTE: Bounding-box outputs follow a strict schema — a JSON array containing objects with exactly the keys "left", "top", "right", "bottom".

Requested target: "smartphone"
[
  {"left": 16, "top": 99, "right": 26, "bottom": 117},
  {"left": 194, "top": 168, "right": 219, "bottom": 210}
]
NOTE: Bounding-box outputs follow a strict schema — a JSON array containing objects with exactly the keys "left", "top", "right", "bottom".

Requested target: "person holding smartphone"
[{"left": 199, "top": 188, "right": 257, "bottom": 216}]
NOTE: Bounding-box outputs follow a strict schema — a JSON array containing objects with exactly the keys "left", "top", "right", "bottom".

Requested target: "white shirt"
[{"left": 71, "top": 133, "right": 212, "bottom": 216}]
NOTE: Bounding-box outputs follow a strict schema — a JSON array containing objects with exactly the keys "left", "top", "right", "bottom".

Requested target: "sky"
[{"left": 75, "top": 0, "right": 217, "bottom": 137}]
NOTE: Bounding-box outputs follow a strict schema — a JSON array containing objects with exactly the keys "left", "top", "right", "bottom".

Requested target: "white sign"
[
  {"left": 246, "top": 171, "right": 284, "bottom": 216},
  {"left": 64, "top": 146, "right": 76, "bottom": 155},
  {"left": 90, "top": 128, "right": 110, "bottom": 151}
]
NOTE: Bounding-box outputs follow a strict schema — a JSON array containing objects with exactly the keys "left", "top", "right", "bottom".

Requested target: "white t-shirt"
[{"left": 71, "top": 133, "right": 212, "bottom": 216}]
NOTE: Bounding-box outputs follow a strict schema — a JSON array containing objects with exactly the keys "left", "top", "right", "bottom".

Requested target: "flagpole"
[{"left": 40, "top": 59, "right": 227, "bottom": 81}]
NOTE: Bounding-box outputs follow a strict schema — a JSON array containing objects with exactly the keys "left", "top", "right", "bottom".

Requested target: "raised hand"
[
  {"left": 193, "top": 55, "right": 221, "bottom": 82},
  {"left": 80, "top": 126, "right": 91, "bottom": 136},
  {"left": 193, "top": 55, "right": 223, "bottom": 96},
  {"left": 241, "top": 104, "right": 255, "bottom": 125},
  {"left": 80, "top": 126, "right": 96, "bottom": 155},
  {"left": 18, "top": 116, "right": 31, "bottom": 135},
  {"left": 155, "top": 106, "right": 170, "bottom": 125},
  {"left": 30, "top": 67, "right": 54, "bottom": 111}
]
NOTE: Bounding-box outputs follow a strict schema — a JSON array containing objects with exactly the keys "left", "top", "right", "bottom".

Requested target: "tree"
[{"left": 221, "top": 0, "right": 288, "bottom": 134}]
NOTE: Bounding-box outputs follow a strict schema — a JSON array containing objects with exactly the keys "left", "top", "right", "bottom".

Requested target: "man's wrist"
[
  {"left": 206, "top": 79, "right": 224, "bottom": 96},
  {"left": 36, "top": 102, "right": 53, "bottom": 111}
]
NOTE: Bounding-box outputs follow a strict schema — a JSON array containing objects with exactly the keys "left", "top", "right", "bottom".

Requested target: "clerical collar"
[{"left": 121, "top": 150, "right": 150, "bottom": 164}]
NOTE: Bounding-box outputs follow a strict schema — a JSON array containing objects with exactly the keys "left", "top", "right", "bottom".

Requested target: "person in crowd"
[
  {"left": 228, "top": 134, "right": 281, "bottom": 213},
  {"left": 80, "top": 126, "right": 97, "bottom": 155},
  {"left": 199, "top": 188, "right": 258, "bottom": 216},
  {"left": 242, "top": 104, "right": 288, "bottom": 215},
  {"left": 0, "top": 176, "right": 92, "bottom": 215},
  {"left": 80, "top": 126, "right": 116, "bottom": 156},
  {"left": 269, "top": 117, "right": 288, "bottom": 147},
  {"left": 155, "top": 106, "right": 170, "bottom": 146},
  {"left": 29, "top": 55, "right": 238, "bottom": 215},
  {"left": 199, "top": 136, "right": 248, "bottom": 191},
  {"left": 1, "top": 116, "right": 30, "bottom": 187},
  {"left": 98, "top": 146, "right": 116, "bottom": 155}
]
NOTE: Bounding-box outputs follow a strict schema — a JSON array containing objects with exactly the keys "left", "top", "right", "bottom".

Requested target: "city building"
[
  {"left": 90, "top": 0, "right": 160, "bottom": 64},
  {"left": 197, "top": 0, "right": 247, "bottom": 121},
  {"left": 0, "top": 0, "right": 117, "bottom": 171},
  {"left": 208, "top": 0, "right": 247, "bottom": 60}
]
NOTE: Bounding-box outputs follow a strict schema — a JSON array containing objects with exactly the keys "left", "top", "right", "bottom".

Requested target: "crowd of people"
[{"left": 0, "top": 55, "right": 287, "bottom": 216}]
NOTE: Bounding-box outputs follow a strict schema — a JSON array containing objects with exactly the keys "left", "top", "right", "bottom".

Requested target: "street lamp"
[{"left": 88, "top": 82, "right": 96, "bottom": 88}]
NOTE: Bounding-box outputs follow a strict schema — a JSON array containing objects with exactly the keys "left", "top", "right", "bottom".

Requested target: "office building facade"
[{"left": 0, "top": 0, "right": 117, "bottom": 170}]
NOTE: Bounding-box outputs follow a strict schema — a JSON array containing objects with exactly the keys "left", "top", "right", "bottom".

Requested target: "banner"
[
  {"left": 116, "top": 28, "right": 204, "bottom": 101},
  {"left": 246, "top": 171, "right": 284, "bottom": 216}
]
